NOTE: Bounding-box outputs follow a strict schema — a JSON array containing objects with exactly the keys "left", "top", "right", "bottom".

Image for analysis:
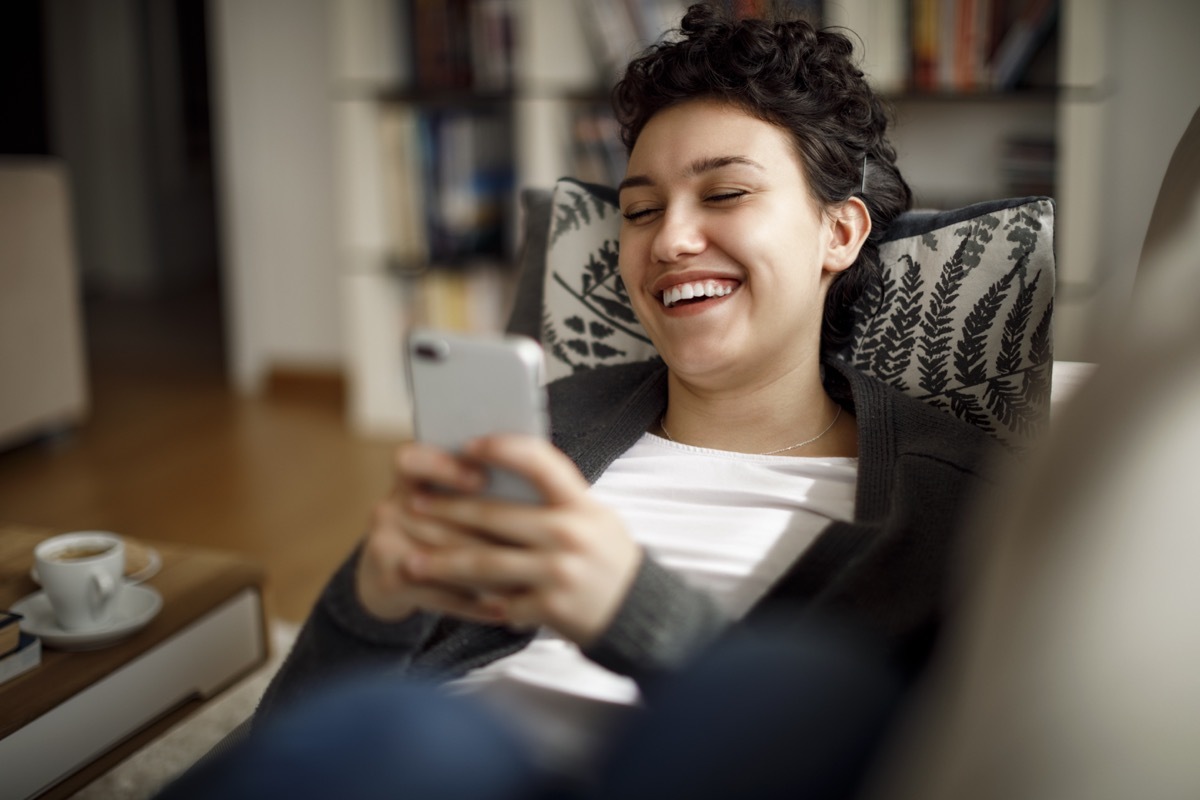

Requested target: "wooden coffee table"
[{"left": 0, "top": 525, "right": 269, "bottom": 799}]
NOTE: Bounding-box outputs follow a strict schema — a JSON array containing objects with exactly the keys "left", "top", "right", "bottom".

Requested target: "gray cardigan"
[{"left": 256, "top": 357, "right": 1003, "bottom": 718}]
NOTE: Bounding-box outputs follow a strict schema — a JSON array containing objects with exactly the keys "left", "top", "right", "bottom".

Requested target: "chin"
[{"left": 658, "top": 339, "right": 745, "bottom": 382}]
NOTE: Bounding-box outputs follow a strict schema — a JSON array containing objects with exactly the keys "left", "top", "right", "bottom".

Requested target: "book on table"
[
  {"left": 0, "top": 610, "right": 21, "bottom": 657},
  {"left": 0, "top": 631, "right": 42, "bottom": 685}
]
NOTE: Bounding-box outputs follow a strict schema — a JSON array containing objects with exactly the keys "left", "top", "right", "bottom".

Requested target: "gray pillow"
[{"left": 509, "top": 178, "right": 1055, "bottom": 448}]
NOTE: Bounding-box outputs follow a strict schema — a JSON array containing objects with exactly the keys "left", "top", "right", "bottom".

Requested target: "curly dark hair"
[{"left": 612, "top": 2, "right": 912, "bottom": 357}]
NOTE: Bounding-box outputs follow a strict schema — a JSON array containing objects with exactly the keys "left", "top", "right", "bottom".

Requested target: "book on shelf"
[
  {"left": 943, "top": 0, "right": 994, "bottom": 92},
  {"left": 413, "top": 266, "right": 510, "bottom": 333},
  {"left": 569, "top": 104, "right": 627, "bottom": 189},
  {"left": 398, "top": 0, "right": 516, "bottom": 92},
  {"left": 726, "top": 0, "right": 821, "bottom": 21},
  {"left": 378, "top": 105, "right": 515, "bottom": 271},
  {"left": 468, "top": 0, "right": 516, "bottom": 91},
  {"left": 1, "top": 610, "right": 21, "bottom": 656},
  {"left": 906, "top": 0, "right": 1057, "bottom": 93},
  {"left": 990, "top": 0, "right": 1059, "bottom": 90},
  {"left": 911, "top": 0, "right": 998, "bottom": 92},
  {"left": 423, "top": 109, "right": 515, "bottom": 266},
  {"left": 378, "top": 105, "right": 429, "bottom": 273},
  {"left": 0, "top": 631, "right": 42, "bottom": 686},
  {"left": 382, "top": 0, "right": 520, "bottom": 270}
]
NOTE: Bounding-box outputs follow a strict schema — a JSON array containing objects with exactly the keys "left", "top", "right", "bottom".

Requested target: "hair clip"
[{"left": 861, "top": 154, "right": 869, "bottom": 195}]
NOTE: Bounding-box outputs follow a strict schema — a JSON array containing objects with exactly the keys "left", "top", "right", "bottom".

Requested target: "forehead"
[{"left": 626, "top": 98, "right": 803, "bottom": 176}]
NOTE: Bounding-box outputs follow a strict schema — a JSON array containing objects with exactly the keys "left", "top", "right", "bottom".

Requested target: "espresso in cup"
[
  {"left": 34, "top": 532, "right": 127, "bottom": 631},
  {"left": 46, "top": 543, "right": 117, "bottom": 562}
]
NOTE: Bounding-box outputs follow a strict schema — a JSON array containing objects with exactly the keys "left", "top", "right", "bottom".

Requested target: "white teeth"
[{"left": 662, "top": 281, "right": 732, "bottom": 308}]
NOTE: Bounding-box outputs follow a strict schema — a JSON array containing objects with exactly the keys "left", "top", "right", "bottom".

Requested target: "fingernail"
[{"left": 405, "top": 553, "right": 425, "bottom": 578}]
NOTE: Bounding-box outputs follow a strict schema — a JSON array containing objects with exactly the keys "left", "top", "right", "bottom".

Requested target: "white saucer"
[
  {"left": 31, "top": 547, "right": 161, "bottom": 586},
  {"left": 11, "top": 585, "right": 163, "bottom": 651}
]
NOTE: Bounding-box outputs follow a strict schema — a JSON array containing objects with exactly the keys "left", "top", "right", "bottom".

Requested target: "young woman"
[{"left": 254, "top": 2, "right": 1002, "bottom": 778}]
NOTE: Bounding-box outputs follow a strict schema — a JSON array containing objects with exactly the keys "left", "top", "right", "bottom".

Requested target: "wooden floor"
[{"left": 0, "top": 289, "right": 402, "bottom": 623}]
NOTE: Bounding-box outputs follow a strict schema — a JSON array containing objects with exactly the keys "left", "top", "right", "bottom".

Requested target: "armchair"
[
  {"left": 864, "top": 105, "right": 1200, "bottom": 800},
  {"left": 177, "top": 182, "right": 1064, "bottom": 787}
]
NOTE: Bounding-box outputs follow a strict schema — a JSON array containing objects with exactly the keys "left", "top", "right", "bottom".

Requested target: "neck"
[{"left": 661, "top": 359, "right": 845, "bottom": 456}]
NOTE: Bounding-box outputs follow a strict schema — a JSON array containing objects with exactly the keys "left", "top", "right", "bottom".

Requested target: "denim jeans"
[{"left": 158, "top": 619, "right": 902, "bottom": 800}]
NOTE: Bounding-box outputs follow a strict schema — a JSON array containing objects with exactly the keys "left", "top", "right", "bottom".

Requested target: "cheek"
[
  {"left": 617, "top": 255, "right": 633, "bottom": 294},
  {"left": 714, "top": 207, "right": 778, "bottom": 251},
  {"left": 617, "top": 250, "right": 648, "bottom": 315},
  {"left": 741, "top": 213, "right": 825, "bottom": 273},
  {"left": 617, "top": 231, "right": 647, "bottom": 289}
]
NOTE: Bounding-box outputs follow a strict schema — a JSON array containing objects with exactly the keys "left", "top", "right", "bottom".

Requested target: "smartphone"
[{"left": 406, "top": 329, "right": 549, "bottom": 504}]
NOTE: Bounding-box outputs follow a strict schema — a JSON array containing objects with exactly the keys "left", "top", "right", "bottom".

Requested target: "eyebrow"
[{"left": 617, "top": 155, "right": 765, "bottom": 194}]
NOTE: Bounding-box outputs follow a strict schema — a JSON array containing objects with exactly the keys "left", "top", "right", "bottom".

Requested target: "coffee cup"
[{"left": 34, "top": 532, "right": 126, "bottom": 631}]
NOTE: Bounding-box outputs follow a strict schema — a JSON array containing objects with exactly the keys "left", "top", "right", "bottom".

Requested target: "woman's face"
[{"left": 618, "top": 98, "right": 855, "bottom": 389}]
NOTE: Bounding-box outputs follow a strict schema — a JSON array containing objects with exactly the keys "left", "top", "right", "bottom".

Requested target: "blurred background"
[{"left": 1, "top": 0, "right": 1199, "bottom": 622}]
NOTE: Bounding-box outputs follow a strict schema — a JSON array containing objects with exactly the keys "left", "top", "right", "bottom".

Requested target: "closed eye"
[
  {"left": 707, "top": 191, "right": 746, "bottom": 204},
  {"left": 622, "top": 207, "right": 659, "bottom": 222},
  {"left": 622, "top": 190, "right": 747, "bottom": 223}
]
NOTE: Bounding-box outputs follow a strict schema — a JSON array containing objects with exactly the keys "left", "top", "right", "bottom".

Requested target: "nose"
[{"left": 650, "top": 206, "right": 706, "bottom": 263}]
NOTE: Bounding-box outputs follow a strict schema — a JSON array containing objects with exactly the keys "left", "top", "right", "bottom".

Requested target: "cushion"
[{"left": 509, "top": 178, "right": 1055, "bottom": 448}]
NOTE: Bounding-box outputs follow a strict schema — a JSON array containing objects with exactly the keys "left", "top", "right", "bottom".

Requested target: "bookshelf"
[
  {"left": 333, "top": 0, "right": 668, "bottom": 435},
  {"left": 334, "top": 0, "right": 1102, "bottom": 435},
  {"left": 825, "top": 0, "right": 1063, "bottom": 210},
  {"left": 333, "top": 0, "right": 532, "bottom": 436}
]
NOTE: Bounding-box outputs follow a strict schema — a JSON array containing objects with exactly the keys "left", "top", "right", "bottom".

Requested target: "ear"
[{"left": 823, "top": 197, "right": 872, "bottom": 275}]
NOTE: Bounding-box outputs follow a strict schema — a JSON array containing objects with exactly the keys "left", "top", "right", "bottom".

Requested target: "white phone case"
[{"left": 407, "top": 329, "right": 548, "bottom": 503}]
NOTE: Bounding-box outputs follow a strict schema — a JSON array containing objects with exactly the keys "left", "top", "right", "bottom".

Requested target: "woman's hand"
[
  {"left": 354, "top": 441, "right": 507, "bottom": 625},
  {"left": 401, "top": 435, "right": 643, "bottom": 648}
]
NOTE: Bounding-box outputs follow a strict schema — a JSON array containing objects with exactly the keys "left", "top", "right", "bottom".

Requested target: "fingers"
[
  {"left": 404, "top": 536, "right": 642, "bottom": 645},
  {"left": 408, "top": 488, "right": 544, "bottom": 548},
  {"left": 405, "top": 545, "right": 552, "bottom": 592},
  {"left": 405, "top": 435, "right": 593, "bottom": 549},
  {"left": 402, "top": 496, "right": 504, "bottom": 549},
  {"left": 463, "top": 435, "right": 589, "bottom": 506},
  {"left": 395, "top": 441, "right": 487, "bottom": 495},
  {"left": 357, "top": 496, "right": 515, "bottom": 623},
  {"left": 364, "top": 436, "right": 638, "bottom": 644},
  {"left": 403, "top": 546, "right": 567, "bottom": 634},
  {"left": 354, "top": 502, "right": 418, "bottom": 621}
]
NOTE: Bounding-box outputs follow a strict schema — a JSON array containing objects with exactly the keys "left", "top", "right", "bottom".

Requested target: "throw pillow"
[{"left": 511, "top": 178, "right": 1055, "bottom": 448}]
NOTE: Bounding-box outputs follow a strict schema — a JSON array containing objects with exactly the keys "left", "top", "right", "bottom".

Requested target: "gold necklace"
[{"left": 659, "top": 407, "right": 842, "bottom": 456}]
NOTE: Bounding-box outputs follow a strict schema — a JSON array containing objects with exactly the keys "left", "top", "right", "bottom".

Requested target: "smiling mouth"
[{"left": 660, "top": 280, "right": 736, "bottom": 308}]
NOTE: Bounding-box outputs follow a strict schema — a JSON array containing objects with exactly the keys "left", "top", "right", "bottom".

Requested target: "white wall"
[
  {"left": 890, "top": 98, "right": 1057, "bottom": 210},
  {"left": 209, "top": 0, "right": 342, "bottom": 392},
  {"left": 1052, "top": 0, "right": 1200, "bottom": 360},
  {"left": 1090, "top": 0, "right": 1200, "bottom": 353}
]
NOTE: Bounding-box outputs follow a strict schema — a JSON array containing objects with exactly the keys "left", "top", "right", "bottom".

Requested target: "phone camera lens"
[{"left": 414, "top": 340, "right": 450, "bottom": 361}]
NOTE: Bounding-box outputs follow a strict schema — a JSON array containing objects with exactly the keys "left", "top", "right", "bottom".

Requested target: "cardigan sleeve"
[
  {"left": 582, "top": 552, "right": 730, "bottom": 680},
  {"left": 254, "top": 545, "right": 442, "bottom": 719}
]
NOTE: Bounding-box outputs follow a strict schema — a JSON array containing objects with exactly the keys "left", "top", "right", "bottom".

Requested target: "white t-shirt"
[{"left": 449, "top": 433, "right": 858, "bottom": 774}]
